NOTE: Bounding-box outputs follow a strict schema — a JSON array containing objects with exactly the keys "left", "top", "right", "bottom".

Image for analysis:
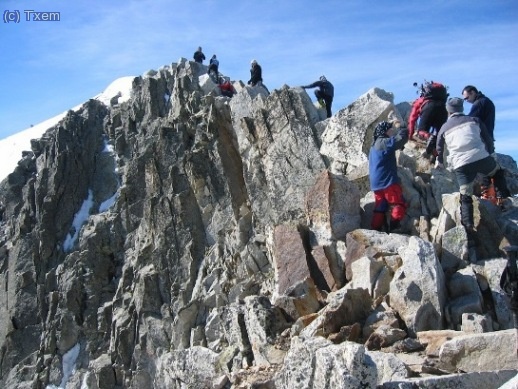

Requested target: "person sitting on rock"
[
  {"left": 369, "top": 120, "right": 409, "bottom": 232},
  {"left": 435, "top": 97, "right": 511, "bottom": 235},
  {"left": 248, "top": 59, "right": 269, "bottom": 94},
  {"left": 248, "top": 59, "right": 263, "bottom": 86},
  {"left": 193, "top": 46, "right": 205, "bottom": 64},
  {"left": 302, "top": 76, "right": 334, "bottom": 118}
]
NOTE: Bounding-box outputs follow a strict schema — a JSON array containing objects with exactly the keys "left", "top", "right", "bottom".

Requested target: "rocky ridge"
[{"left": 0, "top": 58, "right": 518, "bottom": 388}]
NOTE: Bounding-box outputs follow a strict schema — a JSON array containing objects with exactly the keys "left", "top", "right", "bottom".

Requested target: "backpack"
[{"left": 423, "top": 81, "right": 449, "bottom": 102}]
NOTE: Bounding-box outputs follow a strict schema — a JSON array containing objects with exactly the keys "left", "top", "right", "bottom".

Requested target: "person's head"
[
  {"left": 373, "top": 121, "right": 393, "bottom": 142},
  {"left": 212, "top": 54, "right": 216, "bottom": 59},
  {"left": 446, "top": 97, "right": 464, "bottom": 115},
  {"left": 462, "top": 85, "right": 478, "bottom": 103},
  {"left": 198, "top": 46, "right": 202, "bottom": 52},
  {"left": 251, "top": 59, "right": 257, "bottom": 66},
  {"left": 320, "top": 75, "right": 327, "bottom": 81}
]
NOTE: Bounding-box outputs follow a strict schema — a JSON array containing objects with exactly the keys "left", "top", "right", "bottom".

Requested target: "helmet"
[
  {"left": 251, "top": 59, "right": 257, "bottom": 65},
  {"left": 320, "top": 75, "right": 327, "bottom": 81}
]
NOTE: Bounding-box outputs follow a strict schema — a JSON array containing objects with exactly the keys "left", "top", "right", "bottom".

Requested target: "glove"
[{"left": 434, "top": 160, "right": 444, "bottom": 169}]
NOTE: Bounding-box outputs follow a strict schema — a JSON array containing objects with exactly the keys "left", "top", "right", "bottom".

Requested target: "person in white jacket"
[{"left": 435, "top": 97, "right": 510, "bottom": 233}]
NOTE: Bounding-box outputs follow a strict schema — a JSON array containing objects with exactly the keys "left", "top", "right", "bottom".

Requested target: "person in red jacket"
[
  {"left": 219, "top": 79, "right": 236, "bottom": 98},
  {"left": 408, "top": 96, "right": 426, "bottom": 140}
]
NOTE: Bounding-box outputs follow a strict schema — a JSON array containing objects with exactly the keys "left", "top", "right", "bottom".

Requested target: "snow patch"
[{"left": 63, "top": 190, "right": 94, "bottom": 252}]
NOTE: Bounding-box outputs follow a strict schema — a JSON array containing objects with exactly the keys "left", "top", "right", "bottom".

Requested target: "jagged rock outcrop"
[{"left": 1, "top": 59, "right": 518, "bottom": 389}]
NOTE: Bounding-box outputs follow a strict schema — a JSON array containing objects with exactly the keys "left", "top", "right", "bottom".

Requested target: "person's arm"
[
  {"left": 478, "top": 120, "right": 494, "bottom": 154},
  {"left": 392, "top": 126, "right": 409, "bottom": 150},
  {"left": 408, "top": 98, "right": 423, "bottom": 138},
  {"left": 302, "top": 81, "right": 319, "bottom": 89},
  {"left": 435, "top": 126, "right": 446, "bottom": 165},
  {"left": 376, "top": 127, "right": 408, "bottom": 152}
]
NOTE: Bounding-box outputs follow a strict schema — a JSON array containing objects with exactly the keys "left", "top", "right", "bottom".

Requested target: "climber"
[
  {"left": 369, "top": 120, "right": 409, "bottom": 233},
  {"left": 219, "top": 79, "right": 236, "bottom": 98},
  {"left": 462, "top": 85, "right": 496, "bottom": 141},
  {"left": 408, "top": 81, "right": 448, "bottom": 162},
  {"left": 435, "top": 97, "right": 511, "bottom": 241},
  {"left": 207, "top": 55, "right": 219, "bottom": 80},
  {"left": 193, "top": 46, "right": 205, "bottom": 64},
  {"left": 302, "top": 76, "right": 334, "bottom": 118},
  {"left": 247, "top": 59, "right": 269, "bottom": 94}
]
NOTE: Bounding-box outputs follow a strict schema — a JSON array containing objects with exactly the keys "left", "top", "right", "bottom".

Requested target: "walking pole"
[{"left": 501, "top": 245, "right": 518, "bottom": 366}]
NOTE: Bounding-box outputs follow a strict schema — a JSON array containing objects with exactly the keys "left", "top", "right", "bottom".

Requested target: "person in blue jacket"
[
  {"left": 369, "top": 120, "right": 408, "bottom": 232},
  {"left": 302, "top": 76, "right": 334, "bottom": 118},
  {"left": 462, "top": 85, "right": 496, "bottom": 141}
]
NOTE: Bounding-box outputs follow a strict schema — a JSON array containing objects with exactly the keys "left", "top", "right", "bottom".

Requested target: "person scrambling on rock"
[
  {"left": 219, "top": 79, "right": 236, "bottom": 98},
  {"left": 208, "top": 55, "right": 219, "bottom": 80},
  {"left": 193, "top": 46, "right": 205, "bottom": 64},
  {"left": 408, "top": 81, "right": 448, "bottom": 162},
  {"left": 369, "top": 120, "right": 409, "bottom": 233},
  {"left": 435, "top": 97, "right": 511, "bottom": 261},
  {"left": 302, "top": 76, "right": 334, "bottom": 118}
]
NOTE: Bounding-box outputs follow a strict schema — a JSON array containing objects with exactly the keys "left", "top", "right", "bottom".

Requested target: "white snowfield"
[{"left": 0, "top": 76, "right": 134, "bottom": 182}]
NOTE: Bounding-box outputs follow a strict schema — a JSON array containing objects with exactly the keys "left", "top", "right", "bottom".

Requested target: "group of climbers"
[
  {"left": 369, "top": 80, "right": 509, "bottom": 262},
  {"left": 192, "top": 46, "right": 510, "bottom": 246},
  {"left": 192, "top": 47, "right": 333, "bottom": 113}
]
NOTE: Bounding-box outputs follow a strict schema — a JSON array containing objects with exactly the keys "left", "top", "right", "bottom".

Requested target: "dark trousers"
[{"left": 315, "top": 90, "right": 333, "bottom": 118}]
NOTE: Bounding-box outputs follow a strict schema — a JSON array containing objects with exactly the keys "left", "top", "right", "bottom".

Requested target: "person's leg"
[
  {"left": 314, "top": 90, "right": 325, "bottom": 107},
  {"left": 454, "top": 165, "right": 479, "bottom": 231},
  {"left": 324, "top": 96, "right": 333, "bottom": 118},
  {"left": 477, "top": 156, "right": 511, "bottom": 207},
  {"left": 384, "top": 183, "right": 406, "bottom": 231},
  {"left": 371, "top": 190, "right": 388, "bottom": 231}
]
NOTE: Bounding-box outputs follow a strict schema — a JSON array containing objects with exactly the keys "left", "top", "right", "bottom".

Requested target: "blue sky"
[{"left": 1, "top": 0, "right": 518, "bottom": 159}]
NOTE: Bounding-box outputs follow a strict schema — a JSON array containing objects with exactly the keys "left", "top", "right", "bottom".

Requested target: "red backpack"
[{"left": 423, "top": 81, "right": 449, "bottom": 102}]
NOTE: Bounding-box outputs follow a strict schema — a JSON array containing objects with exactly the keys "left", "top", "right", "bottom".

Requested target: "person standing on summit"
[
  {"left": 302, "top": 76, "right": 334, "bottom": 118},
  {"left": 193, "top": 47, "right": 205, "bottom": 64}
]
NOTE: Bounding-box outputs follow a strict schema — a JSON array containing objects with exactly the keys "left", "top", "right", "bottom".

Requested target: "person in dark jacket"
[
  {"left": 415, "top": 82, "right": 448, "bottom": 160},
  {"left": 435, "top": 97, "right": 510, "bottom": 235},
  {"left": 369, "top": 120, "right": 409, "bottom": 232},
  {"left": 193, "top": 47, "right": 205, "bottom": 63},
  {"left": 207, "top": 54, "right": 219, "bottom": 80},
  {"left": 462, "top": 85, "right": 496, "bottom": 141},
  {"left": 248, "top": 60, "right": 269, "bottom": 93},
  {"left": 248, "top": 59, "right": 262, "bottom": 86},
  {"left": 302, "top": 76, "right": 334, "bottom": 118}
]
